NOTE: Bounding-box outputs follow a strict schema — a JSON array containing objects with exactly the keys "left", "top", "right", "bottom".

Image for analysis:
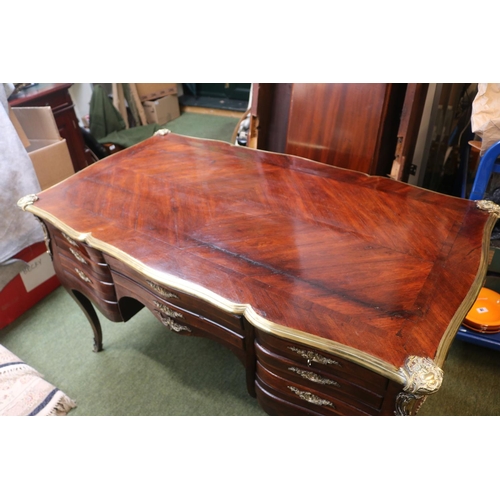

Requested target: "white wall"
[{"left": 68, "top": 83, "right": 94, "bottom": 127}]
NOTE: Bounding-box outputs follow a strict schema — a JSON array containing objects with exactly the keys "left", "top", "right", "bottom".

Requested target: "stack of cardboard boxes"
[{"left": 135, "top": 83, "right": 181, "bottom": 125}]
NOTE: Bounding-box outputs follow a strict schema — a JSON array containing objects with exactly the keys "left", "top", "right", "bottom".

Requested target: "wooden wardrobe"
[{"left": 248, "top": 83, "right": 427, "bottom": 182}]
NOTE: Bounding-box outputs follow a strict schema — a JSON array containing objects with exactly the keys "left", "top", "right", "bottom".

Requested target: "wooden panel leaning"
[{"left": 17, "top": 131, "right": 496, "bottom": 416}]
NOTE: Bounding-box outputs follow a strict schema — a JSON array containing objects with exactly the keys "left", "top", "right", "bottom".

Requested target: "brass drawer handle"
[
  {"left": 287, "top": 346, "right": 341, "bottom": 368},
  {"left": 62, "top": 232, "right": 79, "bottom": 247},
  {"left": 287, "top": 386, "right": 336, "bottom": 409},
  {"left": 69, "top": 247, "right": 87, "bottom": 264},
  {"left": 146, "top": 280, "right": 179, "bottom": 300},
  {"left": 153, "top": 300, "right": 183, "bottom": 319},
  {"left": 288, "top": 367, "right": 340, "bottom": 387},
  {"left": 157, "top": 312, "right": 191, "bottom": 333},
  {"left": 75, "top": 268, "right": 92, "bottom": 284}
]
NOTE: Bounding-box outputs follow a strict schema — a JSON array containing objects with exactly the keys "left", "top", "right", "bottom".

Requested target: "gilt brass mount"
[
  {"left": 476, "top": 200, "right": 500, "bottom": 217},
  {"left": 288, "top": 367, "right": 340, "bottom": 387},
  {"left": 287, "top": 386, "right": 336, "bottom": 409},
  {"left": 147, "top": 280, "right": 179, "bottom": 300},
  {"left": 17, "top": 194, "right": 39, "bottom": 211},
  {"left": 288, "top": 346, "right": 341, "bottom": 368},
  {"left": 395, "top": 355, "right": 443, "bottom": 416}
]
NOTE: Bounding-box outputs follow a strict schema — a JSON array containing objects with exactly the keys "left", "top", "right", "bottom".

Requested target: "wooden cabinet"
[
  {"left": 9, "top": 83, "right": 94, "bottom": 172},
  {"left": 248, "top": 83, "right": 427, "bottom": 181},
  {"left": 18, "top": 132, "right": 493, "bottom": 416}
]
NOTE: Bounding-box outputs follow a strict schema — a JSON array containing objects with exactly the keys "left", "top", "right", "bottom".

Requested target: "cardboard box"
[
  {"left": 10, "top": 106, "right": 75, "bottom": 190},
  {"left": 0, "top": 242, "right": 60, "bottom": 329},
  {"left": 135, "top": 83, "right": 177, "bottom": 102},
  {"left": 143, "top": 95, "right": 180, "bottom": 125}
]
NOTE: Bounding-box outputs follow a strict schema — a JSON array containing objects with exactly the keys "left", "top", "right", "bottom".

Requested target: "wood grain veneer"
[{"left": 22, "top": 132, "right": 494, "bottom": 415}]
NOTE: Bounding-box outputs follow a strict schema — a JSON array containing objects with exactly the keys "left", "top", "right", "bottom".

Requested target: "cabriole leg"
[{"left": 67, "top": 288, "right": 103, "bottom": 352}]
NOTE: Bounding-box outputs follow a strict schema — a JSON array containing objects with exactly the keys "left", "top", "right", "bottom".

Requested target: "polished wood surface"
[{"left": 32, "top": 133, "right": 491, "bottom": 369}]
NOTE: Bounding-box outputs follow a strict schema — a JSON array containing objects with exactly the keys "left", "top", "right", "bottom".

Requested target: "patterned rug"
[{"left": 0, "top": 344, "right": 76, "bottom": 416}]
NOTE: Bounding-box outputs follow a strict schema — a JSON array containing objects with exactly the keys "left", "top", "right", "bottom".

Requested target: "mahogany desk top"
[{"left": 19, "top": 131, "right": 496, "bottom": 415}]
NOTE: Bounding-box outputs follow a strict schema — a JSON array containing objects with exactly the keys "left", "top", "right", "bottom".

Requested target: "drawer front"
[
  {"left": 46, "top": 224, "right": 121, "bottom": 322},
  {"left": 56, "top": 241, "right": 112, "bottom": 279},
  {"left": 50, "top": 226, "right": 117, "bottom": 301},
  {"left": 256, "top": 343, "right": 384, "bottom": 411},
  {"left": 112, "top": 271, "right": 246, "bottom": 355},
  {"left": 46, "top": 223, "right": 108, "bottom": 265},
  {"left": 256, "top": 362, "right": 372, "bottom": 416},
  {"left": 58, "top": 265, "right": 121, "bottom": 321},
  {"left": 58, "top": 252, "right": 116, "bottom": 301},
  {"left": 105, "top": 254, "right": 244, "bottom": 333},
  {"left": 256, "top": 330, "right": 387, "bottom": 393},
  {"left": 255, "top": 380, "right": 321, "bottom": 416},
  {"left": 53, "top": 231, "right": 107, "bottom": 264}
]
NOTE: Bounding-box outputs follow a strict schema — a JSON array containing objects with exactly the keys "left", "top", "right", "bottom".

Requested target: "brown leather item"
[{"left": 21, "top": 132, "right": 494, "bottom": 415}]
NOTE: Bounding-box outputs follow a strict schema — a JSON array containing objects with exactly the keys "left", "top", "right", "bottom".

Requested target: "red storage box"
[{"left": 0, "top": 242, "right": 60, "bottom": 329}]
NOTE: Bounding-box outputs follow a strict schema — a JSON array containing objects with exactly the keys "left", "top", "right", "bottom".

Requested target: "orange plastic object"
[{"left": 464, "top": 287, "right": 500, "bottom": 333}]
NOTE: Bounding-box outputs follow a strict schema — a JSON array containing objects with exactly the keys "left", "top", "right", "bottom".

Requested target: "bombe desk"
[{"left": 18, "top": 131, "right": 497, "bottom": 416}]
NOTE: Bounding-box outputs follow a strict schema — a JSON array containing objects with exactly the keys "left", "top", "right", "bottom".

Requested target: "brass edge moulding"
[
  {"left": 21, "top": 201, "right": 92, "bottom": 243},
  {"left": 434, "top": 205, "right": 498, "bottom": 367},
  {"left": 24, "top": 205, "right": 416, "bottom": 386}
]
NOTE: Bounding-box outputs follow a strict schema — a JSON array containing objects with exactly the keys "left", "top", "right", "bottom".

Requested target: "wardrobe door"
[{"left": 284, "top": 83, "right": 405, "bottom": 176}]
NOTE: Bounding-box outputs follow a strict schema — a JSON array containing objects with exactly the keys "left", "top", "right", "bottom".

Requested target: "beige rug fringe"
[{"left": 47, "top": 393, "right": 77, "bottom": 416}]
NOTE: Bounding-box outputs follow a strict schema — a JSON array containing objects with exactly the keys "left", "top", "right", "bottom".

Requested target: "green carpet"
[
  {"left": 165, "top": 112, "right": 240, "bottom": 142},
  {"left": 0, "top": 286, "right": 265, "bottom": 416},
  {"left": 418, "top": 339, "right": 500, "bottom": 416}
]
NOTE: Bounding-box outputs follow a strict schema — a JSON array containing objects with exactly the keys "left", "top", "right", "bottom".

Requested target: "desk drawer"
[
  {"left": 47, "top": 223, "right": 108, "bottom": 264},
  {"left": 256, "top": 362, "right": 371, "bottom": 416},
  {"left": 256, "top": 330, "right": 387, "bottom": 394},
  {"left": 59, "top": 253, "right": 116, "bottom": 301},
  {"left": 255, "top": 380, "right": 321, "bottom": 416},
  {"left": 56, "top": 241, "right": 112, "bottom": 279},
  {"left": 58, "top": 265, "right": 121, "bottom": 321},
  {"left": 105, "top": 254, "right": 244, "bottom": 333},
  {"left": 112, "top": 271, "right": 246, "bottom": 357},
  {"left": 256, "top": 342, "right": 384, "bottom": 411}
]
